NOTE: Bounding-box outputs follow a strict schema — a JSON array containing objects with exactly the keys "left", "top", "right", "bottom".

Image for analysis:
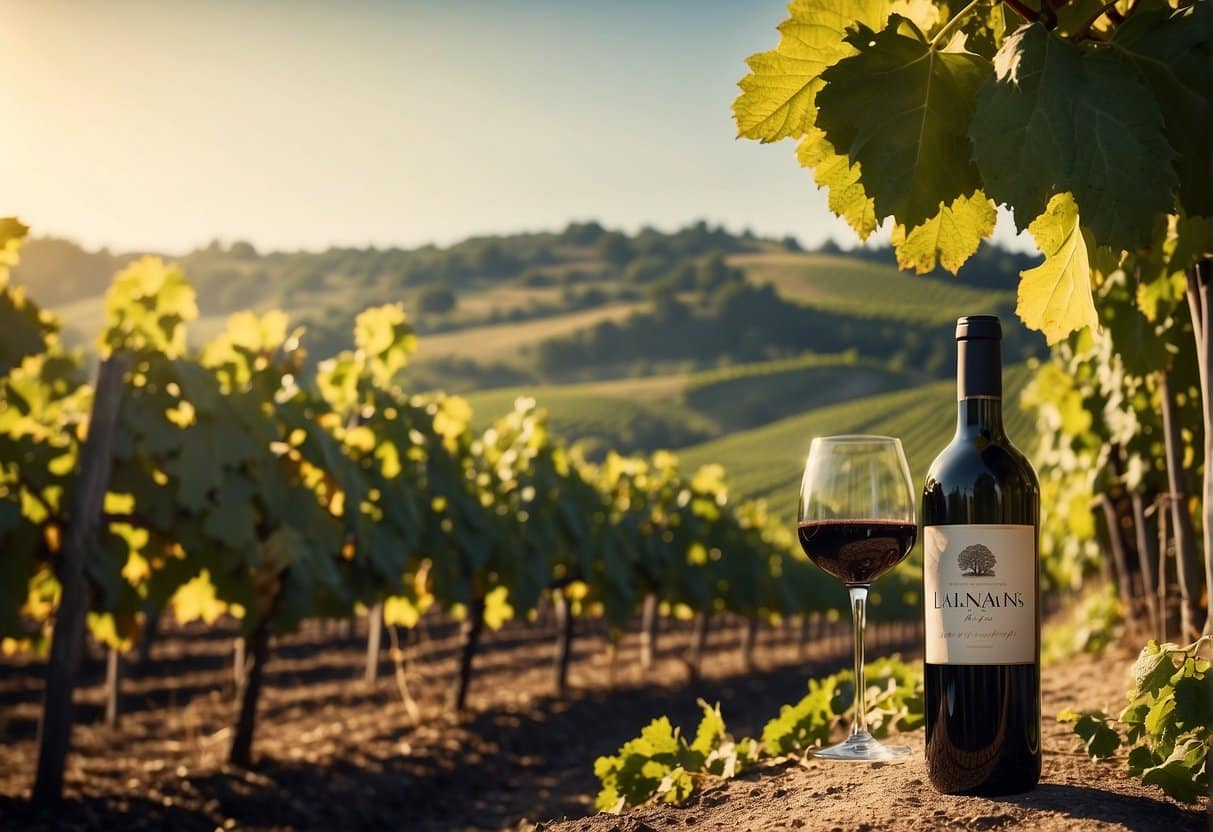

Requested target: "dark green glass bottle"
[{"left": 922, "top": 315, "right": 1041, "bottom": 795}]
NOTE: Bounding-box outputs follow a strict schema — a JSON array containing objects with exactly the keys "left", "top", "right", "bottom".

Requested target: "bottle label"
[{"left": 924, "top": 524, "right": 1036, "bottom": 665}]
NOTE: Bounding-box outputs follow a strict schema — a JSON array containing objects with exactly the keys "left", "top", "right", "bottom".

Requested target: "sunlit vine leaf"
[
  {"left": 733, "top": 0, "right": 891, "bottom": 142},
  {"left": 795, "top": 128, "right": 878, "bottom": 241},
  {"left": 1017, "top": 193, "right": 1098, "bottom": 345},
  {"left": 891, "top": 191, "right": 997, "bottom": 274}
]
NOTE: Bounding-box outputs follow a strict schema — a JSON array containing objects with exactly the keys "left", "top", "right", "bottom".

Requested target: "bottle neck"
[
  {"left": 956, "top": 337, "right": 1004, "bottom": 438},
  {"left": 956, "top": 398, "right": 1005, "bottom": 437}
]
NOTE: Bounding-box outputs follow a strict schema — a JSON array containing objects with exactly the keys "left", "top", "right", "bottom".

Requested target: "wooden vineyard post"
[
  {"left": 739, "top": 616, "right": 758, "bottom": 671},
  {"left": 1187, "top": 258, "right": 1213, "bottom": 634},
  {"left": 688, "top": 611, "right": 710, "bottom": 681},
  {"left": 1131, "top": 493, "right": 1161, "bottom": 640},
  {"left": 133, "top": 600, "right": 162, "bottom": 675},
  {"left": 1157, "top": 494, "right": 1171, "bottom": 643},
  {"left": 104, "top": 647, "right": 121, "bottom": 729},
  {"left": 1097, "top": 494, "right": 1140, "bottom": 639},
  {"left": 1160, "top": 371, "right": 1204, "bottom": 640},
  {"left": 233, "top": 637, "right": 247, "bottom": 698},
  {"left": 552, "top": 590, "right": 574, "bottom": 698},
  {"left": 365, "top": 602, "right": 384, "bottom": 684},
  {"left": 32, "top": 355, "right": 131, "bottom": 806},
  {"left": 639, "top": 591, "right": 659, "bottom": 672}
]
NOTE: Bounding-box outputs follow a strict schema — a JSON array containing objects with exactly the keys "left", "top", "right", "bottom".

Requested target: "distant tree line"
[
  {"left": 530, "top": 272, "right": 1044, "bottom": 382},
  {"left": 816, "top": 238, "right": 1041, "bottom": 291}
]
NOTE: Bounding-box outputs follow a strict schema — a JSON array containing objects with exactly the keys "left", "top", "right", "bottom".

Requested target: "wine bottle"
[{"left": 922, "top": 315, "right": 1041, "bottom": 795}]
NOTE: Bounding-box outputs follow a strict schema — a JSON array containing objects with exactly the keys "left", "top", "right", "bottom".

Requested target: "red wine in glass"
[
  {"left": 797, "top": 434, "right": 916, "bottom": 762},
  {"left": 796, "top": 519, "right": 916, "bottom": 585}
]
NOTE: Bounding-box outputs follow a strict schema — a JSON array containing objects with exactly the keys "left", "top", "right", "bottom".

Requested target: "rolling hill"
[
  {"left": 730, "top": 252, "right": 1015, "bottom": 325},
  {"left": 677, "top": 364, "right": 1036, "bottom": 523},
  {"left": 23, "top": 223, "right": 1044, "bottom": 519},
  {"left": 462, "top": 353, "right": 913, "bottom": 457}
]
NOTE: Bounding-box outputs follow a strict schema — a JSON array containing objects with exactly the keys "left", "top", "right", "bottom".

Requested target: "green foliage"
[
  {"left": 889, "top": 192, "right": 997, "bottom": 275},
  {"left": 1110, "top": 3, "right": 1211, "bottom": 218},
  {"left": 596, "top": 655, "right": 922, "bottom": 812},
  {"left": 1022, "top": 215, "right": 1203, "bottom": 594},
  {"left": 1062, "top": 638, "right": 1211, "bottom": 804},
  {"left": 594, "top": 700, "right": 759, "bottom": 812},
  {"left": 1015, "top": 193, "right": 1098, "bottom": 346},
  {"left": 762, "top": 655, "right": 923, "bottom": 755},
  {"left": 816, "top": 16, "right": 988, "bottom": 230},
  {"left": 416, "top": 285, "right": 456, "bottom": 316},
  {"left": 733, "top": 0, "right": 890, "bottom": 143},
  {"left": 0, "top": 219, "right": 89, "bottom": 642},
  {"left": 736, "top": 252, "right": 1016, "bottom": 327},
  {"left": 1042, "top": 584, "right": 1123, "bottom": 665},
  {"left": 681, "top": 364, "right": 1036, "bottom": 525},
  {"left": 0, "top": 219, "right": 64, "bottom": 375},
  {"left": 971, "top": 23, "right": 1176, "bottom": 246},
  {"left": 736, "top": 0, "right": 1213, "bottom": 346}
]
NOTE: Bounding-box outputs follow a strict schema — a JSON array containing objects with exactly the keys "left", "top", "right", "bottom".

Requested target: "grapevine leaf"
[
  {"left": 0, "top": 218, "right": 30, "bottom": 285},
  {"left": 733, "top": 0, "right": 892, "bottom": 142},
  {"left": 170, "top": 571, "right": 231, "bottom": 625},
  {"left": 796, "top": 128, "right": 879, "bottom": 241},
  {"left": 1112, "top": 3, "right": 1212, "bottom": 217},
  {"left": 383, "top": 595, "right": 429, "bottom": 628},
  {"left": 0, "top": 500, "right": 34, "bottom": 635},
  {"left": 1127, "top": 744, "right": 1160, "bottom": 776},
  {"left": 168, "top": 429, "right": 223, "bottom": 510},
  {"left": 890, "top": 191, "right": 997, "bottom": 274},
  {"left": 1136, "top": 270, "right": 1188, "bottom": 324},
  {"left": 1143, "top": 696, "right": 1177, "bottom": 740},
  {"left": 970, "top": 23, "right": 1176, "bottom": 246},
  {"left": 1171, "top": 676, "right": 1212, "bottom": 732},
  {"left": 1133, "top": 640, "right": 1180, "bottom": 695},
  {"left": 965, "top": 1, "right": 1012, "bottom": 59},
  {"left": 816, "top": 18, "right": 989, "bottom": 229},
  {"left": 888, "top": 0, "right": 939, "bottom": 34},
  {"left": 1052, "top": 0, "right": 1120, "bottom": 38},
  {"left": 1099, "top": 266, "right": 1170, "bottom": 377},
  {"left": 1141, "top": 755, "right": 1205, "bottom": 804},
  {"left": 102, "top": 257, "right": 198, "bottom": 359},
  {"left": 689, "top": 700, "right": 727, "bottom": 758},
  {"left": 1073, "top": 713, "right": 1121, "bottom": 759},
  {"left": 1017, "top": 193, "right": 1098, "bottom": 345},
  {"left": 656, "top": 767, "right": 695, "bottom": 804}
]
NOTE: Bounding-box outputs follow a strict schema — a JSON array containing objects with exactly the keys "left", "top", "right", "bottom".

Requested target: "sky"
[{"left": 0, "top": 0, "right": 1028, "bottom": 255}]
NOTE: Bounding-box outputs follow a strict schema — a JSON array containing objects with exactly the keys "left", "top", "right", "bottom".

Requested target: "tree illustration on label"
[{"left": 957, "top": 543, "right": 996, "bottom": 577}]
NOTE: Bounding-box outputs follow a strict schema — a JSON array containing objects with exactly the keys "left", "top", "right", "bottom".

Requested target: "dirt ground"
[
  {"left": 0, "top": 613, "right": 1206, "bottom": 832},
  {"left": 540, "top": 646, "right": 1212, "bottom": 832},
  {"left": 0, "top": 610, "right": 888, "bottom": 831}
]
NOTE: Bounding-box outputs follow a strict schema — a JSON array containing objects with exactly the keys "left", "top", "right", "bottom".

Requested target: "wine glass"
[{"left": 797, "top": 435, "right": 916, "bottom": 762}]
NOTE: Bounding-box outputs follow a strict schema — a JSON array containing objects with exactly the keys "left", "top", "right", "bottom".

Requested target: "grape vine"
[
  {"left": 0, "top": 221, "right": 883, "bottom": 801},
  {"left": 735, "top": 0, "right": 1212, "bottom": 803}
]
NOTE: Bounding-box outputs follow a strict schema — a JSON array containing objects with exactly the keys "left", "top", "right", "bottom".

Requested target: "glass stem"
[{"left": 848, "top": 585, "right": 868, "bottom": 738}]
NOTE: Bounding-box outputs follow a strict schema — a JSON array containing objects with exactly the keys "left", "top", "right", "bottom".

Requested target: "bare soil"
[
  {"left": 540, "top": 646, "right": 1211, "bottom": 832},
  {"left": 0, "top": 614, "right": 1206, "bottom": 832}
]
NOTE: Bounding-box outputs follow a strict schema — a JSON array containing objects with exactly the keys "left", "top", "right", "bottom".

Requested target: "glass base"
[{"left": 811, "top": 731, "right": 911, "bottom": 763}]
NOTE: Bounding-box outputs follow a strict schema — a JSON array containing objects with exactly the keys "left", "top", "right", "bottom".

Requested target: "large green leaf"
[
  {"left": 971, "top": 23, "right": 1177, "bottom": 247},
  {"left": 816, "top": 17, "right": 989, "bottom": 230},
  {"left": 733, "top": 0, "right": 891, "bottom": 142},
  {"left": 1112, "top": 4, "right": 1212, "bottom": 218}
]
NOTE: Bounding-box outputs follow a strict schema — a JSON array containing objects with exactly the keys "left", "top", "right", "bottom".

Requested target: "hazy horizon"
[{"left": 2, "top": 0, "right": 1030, "bottom": 255}]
